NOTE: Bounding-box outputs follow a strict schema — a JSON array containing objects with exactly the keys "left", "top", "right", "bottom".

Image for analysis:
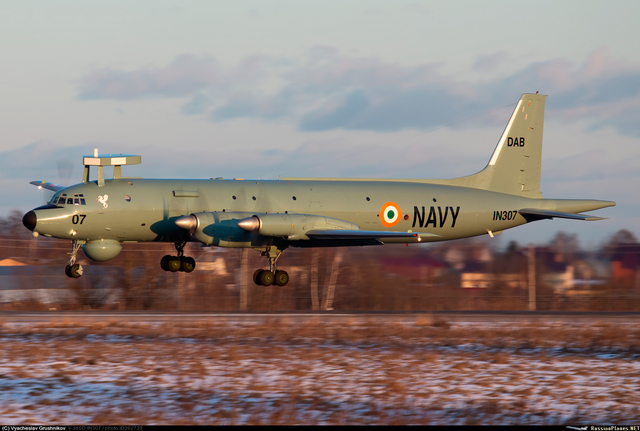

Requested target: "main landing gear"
[
  {"left": 253, "top": 246, "right": 289, "bottom": 286},
  {"left": 65, "top": 240, "right": 83, "bottom": 278},
  {"left": 161, "top": 241, "right": 196, "bottom": 273}
]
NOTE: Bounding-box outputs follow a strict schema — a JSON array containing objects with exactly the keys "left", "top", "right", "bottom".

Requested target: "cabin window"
[
  {"left": 67, "top": 197, "right": 73, "bottom": 205},
  {"left": 74, "top": 195, "right": 79, "bottom": 205},
  {"left": 79, "top": 194, "right": 86, "bottom": 205},
  {"left": 58, "top": 194, "right": 67, "bottom": 205}
]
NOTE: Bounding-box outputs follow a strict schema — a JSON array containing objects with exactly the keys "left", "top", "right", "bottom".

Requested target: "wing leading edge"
[{"left": 29, "top": 181, "right": 66, "bottom": 192}]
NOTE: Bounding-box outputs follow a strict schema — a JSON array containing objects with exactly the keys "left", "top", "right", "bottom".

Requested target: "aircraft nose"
[{"left": 22, "top": 211, "right": 37, "bottom": 231}]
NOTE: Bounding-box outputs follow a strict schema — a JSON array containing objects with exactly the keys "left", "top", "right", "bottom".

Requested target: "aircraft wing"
[
  {"left": 29, "top": 181, "right": 66, "bottom": 192},
  {"left": 305, "top": 229, "right": 439, "bottom": 243},
  {"left": 519, "top": 208, "right": 607, "bottom": 222}
]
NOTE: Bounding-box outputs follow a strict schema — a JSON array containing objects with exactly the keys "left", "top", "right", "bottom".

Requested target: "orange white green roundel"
[{"left": 380, "top": 201, "right": 402, "bottom": 227}]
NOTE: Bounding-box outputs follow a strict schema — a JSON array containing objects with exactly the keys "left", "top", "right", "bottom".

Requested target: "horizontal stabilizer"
[
  {"left": 519, "top": 208, "right": 606, "bottom": 222},
  {"left": 29, "top": 181, "right": 65, "bottom": 192}
]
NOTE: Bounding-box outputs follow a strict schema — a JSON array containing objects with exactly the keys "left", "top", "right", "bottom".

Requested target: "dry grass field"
[{"left": 0, "top": 318, "right": 639, "bottom": 425}]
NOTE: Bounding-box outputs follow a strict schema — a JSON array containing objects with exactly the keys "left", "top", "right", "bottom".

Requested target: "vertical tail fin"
[{"left": 443, "top": 93, "right": 546, "bottom": 198}]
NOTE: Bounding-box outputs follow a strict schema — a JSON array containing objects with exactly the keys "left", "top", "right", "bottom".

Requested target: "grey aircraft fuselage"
[
  {"left": 32, "top": 178, "right": 610, "bottom": 247},
  {"left": 23, "top": 93, "right": 615, "bottom": 283}
]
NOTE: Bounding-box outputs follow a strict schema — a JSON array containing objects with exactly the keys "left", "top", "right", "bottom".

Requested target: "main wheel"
[
  {"left": 161, "top": 255, "right": 172, "bottom": 271},
  {"left": 64, "top": 264, "right": 72, "bottom": 278},
  {"left": 259, "top": 270, "right": 274, "bottom": 286},
  {"left": 180, "top": 256, "right": 196, "bottom": 273},
  {"left": 167, "top": 256, "right": 181, "bottom": 272},
  {"left": 253, "top": 269, "right": 264, "bottom": 286},
  {"left": 274, "top": 270, "right": 289, "bottom": 286}
]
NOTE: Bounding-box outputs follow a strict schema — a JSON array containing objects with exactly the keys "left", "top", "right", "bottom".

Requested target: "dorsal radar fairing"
[{"left": 81, "top": 149, "right": 142, "bottom": 186}]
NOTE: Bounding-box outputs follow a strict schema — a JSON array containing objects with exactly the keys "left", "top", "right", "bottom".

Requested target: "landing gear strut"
[
  {"left": 161, "top": 241, "right": 196, "bottom": 273},
  {"left": 64, "top": 240, "right": 83, "bottom": 278},
  {"left": 253, "top": 246, "right": 289, "bottom": 286}
]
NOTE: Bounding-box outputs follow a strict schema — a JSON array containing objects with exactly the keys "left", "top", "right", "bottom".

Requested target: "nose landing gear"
[
  {"left": 161, "top": 241, "right": 196, "bottom": 273},
  {"left": 65, "top": 240, "right": 83, "bottom": 278}
]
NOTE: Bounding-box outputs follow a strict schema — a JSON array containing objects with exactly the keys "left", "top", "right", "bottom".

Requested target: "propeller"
[{"left": 37, "top": 159, "right": 74, "bottom": 204}]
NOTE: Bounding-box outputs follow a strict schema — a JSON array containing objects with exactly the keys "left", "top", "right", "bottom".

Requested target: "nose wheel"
[
  {"left": 65, "top": 263, "right": 83, "bottom": 278},
  {"left": 160, "top": 241, "right": 196, "bottom": 273}
]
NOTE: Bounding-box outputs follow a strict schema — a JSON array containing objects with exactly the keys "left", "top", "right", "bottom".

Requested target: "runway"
[{"left": 1, "top": 310, "right": 639, "bottom": 324}]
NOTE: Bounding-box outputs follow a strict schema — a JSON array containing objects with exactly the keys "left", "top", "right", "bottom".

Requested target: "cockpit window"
[{"left": 52, "top": 193, "right": 87, "bottom": 205}]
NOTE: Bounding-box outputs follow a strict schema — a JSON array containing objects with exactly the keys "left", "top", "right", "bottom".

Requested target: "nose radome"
[{"left": 22, "top": 211, "right": 37, "bottom": 231}]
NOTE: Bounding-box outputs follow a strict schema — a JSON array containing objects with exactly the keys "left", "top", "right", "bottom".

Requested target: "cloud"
[
  {"left": 472, "top": 52, "right": 509, "bottom": 73},
  {"left": 0, "top": 142, "right": 88, "bottom": 181},
  {"left": 181, "top": 93, "right": 212, "bottom": 115},
  {"left": 300, "top": 90, "right": 370, "bottom": 131},
  {"left": 77, "top": 48, "right": 640, "bottom": 136},
  {"left": 78, "top": 54, "right": 224, "bottom": 100}
]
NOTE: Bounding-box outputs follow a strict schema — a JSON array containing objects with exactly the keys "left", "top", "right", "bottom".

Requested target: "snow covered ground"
[{"left": 0, "top": 319, "right": 638, "bottom": 425}]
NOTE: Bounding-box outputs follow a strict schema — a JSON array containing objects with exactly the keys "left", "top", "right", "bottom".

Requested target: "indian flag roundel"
[{"left": 380, "top": 201, "right": 402, "bottom": 227}]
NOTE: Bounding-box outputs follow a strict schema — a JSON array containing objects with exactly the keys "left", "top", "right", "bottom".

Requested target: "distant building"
[
  {"left": 611, "top": 243, "right": 640, "bottom": 287},
  {"left": 460, "top": 246, "right": 577, "bottom": 292},
  {"left": 461, "top": 269, "right": 526, "bottom": 289},
  {"left": 382, "top": 254, "right": 448, "bottom": 284}
]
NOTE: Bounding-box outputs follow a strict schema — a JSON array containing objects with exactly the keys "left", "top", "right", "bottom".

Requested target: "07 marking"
[{"left": 72, "top": 214, "right": 87, "bottom": 225}]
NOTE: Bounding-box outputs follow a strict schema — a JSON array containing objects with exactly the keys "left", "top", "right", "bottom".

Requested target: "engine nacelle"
[
  {"left": 175, "top": 211, "right": 360, "bottom": 246},
  {"left": 82, "top": 239, "right": 122, "bottom": 262},
  {"left": 237, "top": 213, "right": 359, "bottom": 239},
  {"left": 179, "top": 211, "right": 258, "bottom": 247}
]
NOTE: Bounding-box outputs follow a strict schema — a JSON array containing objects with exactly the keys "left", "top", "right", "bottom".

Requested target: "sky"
[{"left": 1, "top": 0, "right": 639, "bottom": 249}]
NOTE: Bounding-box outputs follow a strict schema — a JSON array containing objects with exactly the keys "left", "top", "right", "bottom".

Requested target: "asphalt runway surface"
[{"left": 1, "top": 310, "right": 639, "bottom": 324}]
